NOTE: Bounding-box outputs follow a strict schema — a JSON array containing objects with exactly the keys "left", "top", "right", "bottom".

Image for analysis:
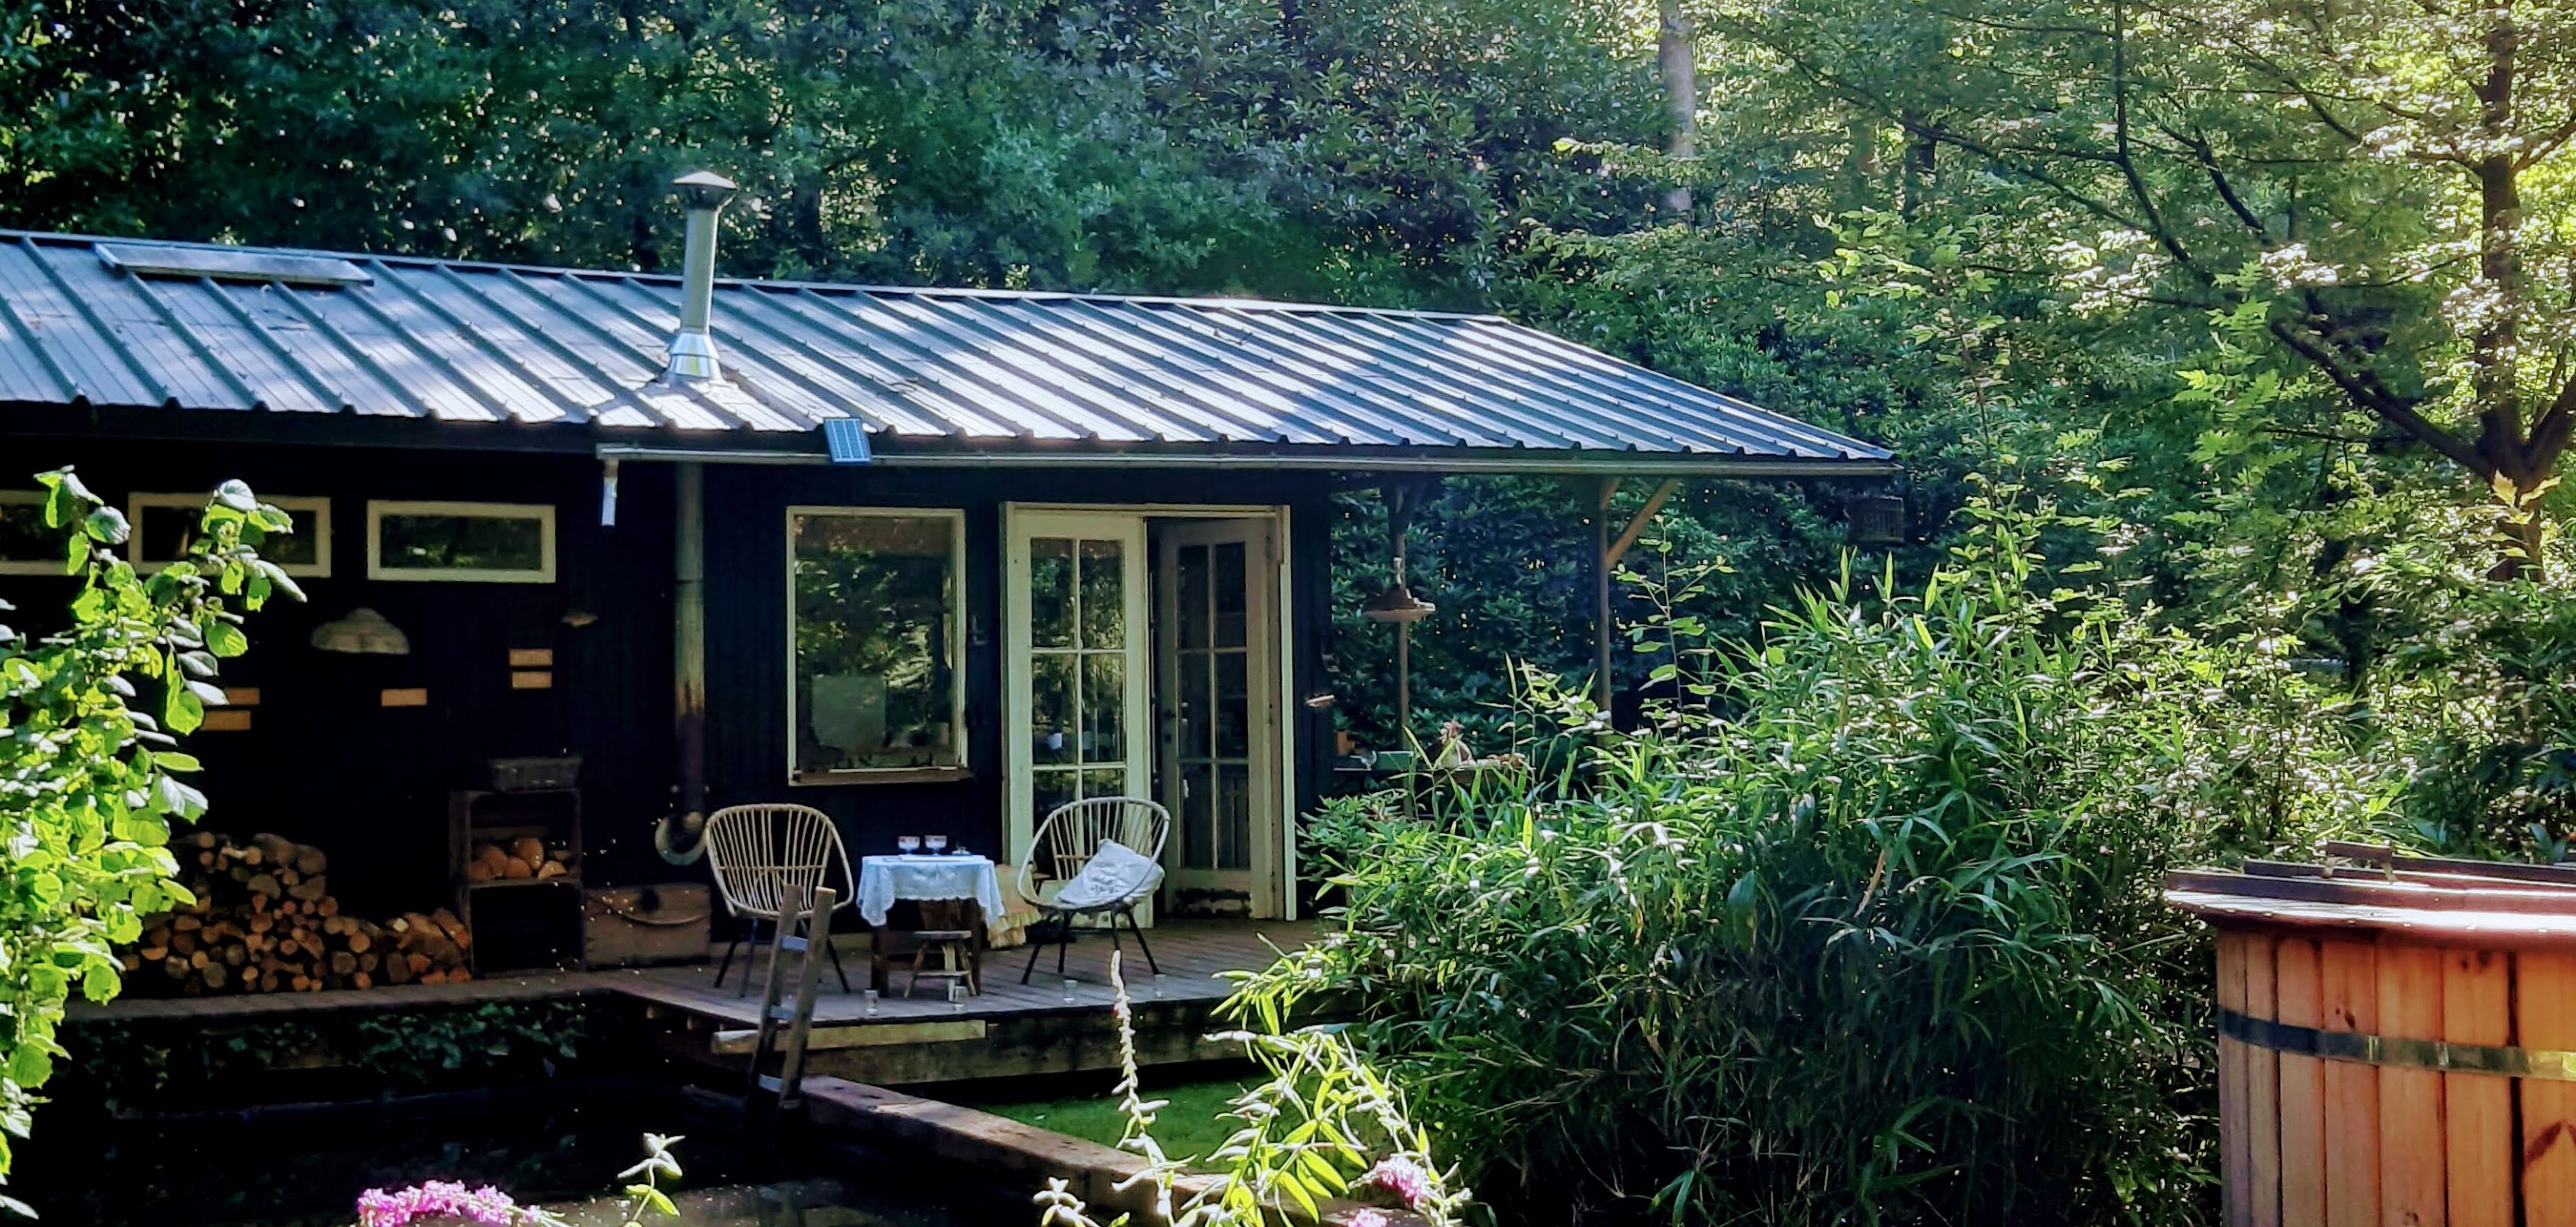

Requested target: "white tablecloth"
[{"left": 856, "top": 854, "right": 1007, "bottom": 932}]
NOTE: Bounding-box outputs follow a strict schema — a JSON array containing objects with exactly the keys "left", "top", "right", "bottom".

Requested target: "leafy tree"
[
  {"left": 1720, "top": 0, "right": 2576, "bottom": 574},
  {"left": 0, "top": 472, "right": 290, "bottom": 1208}
]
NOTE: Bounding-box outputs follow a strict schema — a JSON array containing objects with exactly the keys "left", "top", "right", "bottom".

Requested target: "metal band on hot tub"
[{"left": 2218, "top": 1005, "right": 2576, "bottom": 1080}]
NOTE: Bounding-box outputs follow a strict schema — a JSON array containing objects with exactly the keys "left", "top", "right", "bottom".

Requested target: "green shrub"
[{"left": 1237, "top": 498, "right": 2373, "bottom": 1225}]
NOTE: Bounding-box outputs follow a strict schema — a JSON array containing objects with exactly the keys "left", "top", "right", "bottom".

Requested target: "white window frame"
[
  {"left": 787, "top": 505, "right": 971, "bottom": 785},
  {"left": 366, "top": 500, "right": 557, "bottom": 584},
  {"left": 128, "top": 493, "right": 334, "bottom": 577},
  {"left": 0, "top": 491, "right": 64, "bottom": 576}
]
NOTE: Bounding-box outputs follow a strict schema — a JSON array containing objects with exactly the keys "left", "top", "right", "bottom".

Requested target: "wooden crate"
[{"left": 2171, "top": 847, "right": 2576, "bottom": 1227}]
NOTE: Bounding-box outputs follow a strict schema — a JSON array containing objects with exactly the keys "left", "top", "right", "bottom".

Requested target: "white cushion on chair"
[{"left": 1051, "top": 839, "right": 1165, "bottom": 911}]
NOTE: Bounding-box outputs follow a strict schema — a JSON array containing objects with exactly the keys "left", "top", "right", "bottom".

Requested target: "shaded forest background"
[{"left": 6, "top": 0, "right": 2572, "bottom": 768}]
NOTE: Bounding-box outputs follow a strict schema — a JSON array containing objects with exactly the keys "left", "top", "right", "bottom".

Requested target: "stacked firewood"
[
  {"left": 464, "top": 834, "right": 575, "bottom": 883},
  {"left": 119, "top": 831, "right": 474, "bottom": 994}
]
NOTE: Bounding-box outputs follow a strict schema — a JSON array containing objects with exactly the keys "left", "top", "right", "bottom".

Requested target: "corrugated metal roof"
[{"left": 0, "top": 229, "right": 1891, "bottom": 472}]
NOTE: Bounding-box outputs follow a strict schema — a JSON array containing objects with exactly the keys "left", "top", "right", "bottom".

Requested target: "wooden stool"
[
  {"left": 904, "top": 899, "right": 982, "bottom": 998},
  {"left": 905, "top": 929, "right": 978, "bottom": 997}
]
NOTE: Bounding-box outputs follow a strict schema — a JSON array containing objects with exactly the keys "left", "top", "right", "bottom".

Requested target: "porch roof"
[{"left": 0, "top": 229, "right": 1891, "bottom": 475}]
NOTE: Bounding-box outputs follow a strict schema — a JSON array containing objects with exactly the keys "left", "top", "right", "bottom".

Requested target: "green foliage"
[
  {"left": 1032, "top": 954, "right": 1468, "bottom": 1227},
  {"left": 0, "top": 469, "right": 291, "bottom": 1209},
  {"left": 0, "top": 0, "right": 1654, "bottom": 307},
  {"left": 1251, "top": 496, "right": 2377, "bottom": 1226},
  {"left": 1327, "top": 477, "right": 1880, "bottom": 750}
]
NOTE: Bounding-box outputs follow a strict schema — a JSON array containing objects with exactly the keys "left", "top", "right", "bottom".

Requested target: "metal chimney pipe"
[{"left": 664, "top": 170, "right": 738, "bottom": 382}]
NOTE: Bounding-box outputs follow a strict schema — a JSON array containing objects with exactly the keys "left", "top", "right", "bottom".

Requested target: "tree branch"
[{"left": 2266, "top": 317, "right": 2490, "bottom": 475}]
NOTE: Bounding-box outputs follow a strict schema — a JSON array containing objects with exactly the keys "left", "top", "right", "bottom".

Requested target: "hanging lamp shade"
[{"left": 310, "top": 607, "right": 410, "bottom": 655}]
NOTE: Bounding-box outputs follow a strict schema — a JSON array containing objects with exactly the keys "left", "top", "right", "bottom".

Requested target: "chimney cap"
[{"left": 672, "top": 169, "right": 738, "bottom": 211}]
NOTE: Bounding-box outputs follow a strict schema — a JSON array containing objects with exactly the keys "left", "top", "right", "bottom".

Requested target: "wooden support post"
[
  {"left": 1604, "top": 479, "right": 1681, "bottom": 572},
  {"left": 1593, "top": 488, "right": 1612, "bottom": 715}
]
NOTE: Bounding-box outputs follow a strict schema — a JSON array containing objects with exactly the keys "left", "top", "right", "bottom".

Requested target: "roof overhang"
[{"left": 590, "top": 439, "right": 1900, "bottom": 479}]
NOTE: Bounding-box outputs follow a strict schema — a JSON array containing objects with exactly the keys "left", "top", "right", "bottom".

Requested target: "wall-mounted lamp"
[{"left": 310, "top": 607, "right": 409, "bottom": 655}]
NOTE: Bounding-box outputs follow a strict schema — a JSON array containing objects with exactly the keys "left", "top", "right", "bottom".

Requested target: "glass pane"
[
  {"left": 1030, "top": 653, "right": 1075, "bottom": 766},
  {"left": 1030, "top": 538, "right": 1074, "bottom": 649},
  {"left": 1180, "top": 651, "right": 1211, "bottom": 761},
  {"left": 1033, "top": 770, "right": 1078, "bottom": 840},
  {"left": 379, "top": 510, "right": 544, "bottom": 572},
  {"left": 1079, "top": 538, "right": 1125, "bottom": 649},
  {"left": 1217, "top": 764, "right": 1250, "bottom": 870},
  {"left": 1181, "top": 768, "right": 1213, "bottom": 870},
  {"left": 793, "top": 512, "right": 963, "bottom": 773},
  {"left": 259, "top": 505, "right": 324, "bottom": 568},
  {"left": 147, "top": 500, "right": 322, "bottom": 567},
  {"left": 1214, "top": 541, "right": 1247, "bottom": 648},
  {"left": 0, "top": 498, "right": 51, "bottom": 564},
  {"left": 1079, "top": 767, "right": 1129, "bottom": 804},
  {"left": 1081, "top": 653, "right": 1125, "bottom": 764},
  {"left": 1215, "top": 650, "right": 1250, "bottom": 757},
  {"left": 1178, "top": 544, "right": 1211, "bottom": 650}
]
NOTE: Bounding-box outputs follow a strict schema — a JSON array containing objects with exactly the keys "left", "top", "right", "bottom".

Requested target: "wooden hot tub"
[{"left": 2166, "top": 843, "right": 2576, "bottom": 1227}]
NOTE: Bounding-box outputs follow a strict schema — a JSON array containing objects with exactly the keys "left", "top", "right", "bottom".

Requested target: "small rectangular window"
[
  {"left": 130, "top": 493, "right": 331, "bottom": 577},
  {"left": 790, "top": 508, "right": 968, "bottom": 781},
  {"left": 0, "top": 492, "right": 61, "bottom": 575},
  {"left": 367, "top": 501, "right": 555, "bottom": 583}
]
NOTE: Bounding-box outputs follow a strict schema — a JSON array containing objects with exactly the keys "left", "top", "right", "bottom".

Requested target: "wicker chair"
[
  {"left": 1015, "top": 796, "right": 1170, "bottom": 984},
  {"left": 705, "top": 803, "right": 854, "bottom": 995}
]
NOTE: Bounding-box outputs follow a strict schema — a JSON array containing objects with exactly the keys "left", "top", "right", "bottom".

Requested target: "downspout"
[
  {"left": 660, "top": 460, "right": 708, "bottom": 863},
  {"left": 652, "top": 170, "right": 736, "bottom": 865}
]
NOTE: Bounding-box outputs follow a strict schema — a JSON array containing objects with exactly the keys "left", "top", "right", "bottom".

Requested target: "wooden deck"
[
  {"left": 629, "top": 919, "right": 1317, "bottom": 1084},
  {"left": 616, "top": 919, "right": 1313, "bottom": 1028},
  {"left": 69, "top": 919, "right": 1319, "bottom": 1085}
]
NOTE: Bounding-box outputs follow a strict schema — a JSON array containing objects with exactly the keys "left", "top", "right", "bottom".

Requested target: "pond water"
[{"left": 24, "top": 1084, "right": 1019, "bottom": 1226}]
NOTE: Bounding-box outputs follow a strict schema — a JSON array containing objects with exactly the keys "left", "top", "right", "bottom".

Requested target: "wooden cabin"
[{"left": 0, "top": 192, "right": 1891, "bottom": 950}]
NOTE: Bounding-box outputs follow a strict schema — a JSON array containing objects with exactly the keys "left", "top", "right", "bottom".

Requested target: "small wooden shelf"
[
  {"left": 449, "top": 789, "right": 585, "bottom": 972},
  {"left": 465, "top": 874, "right": 583, "bottom": 891}
]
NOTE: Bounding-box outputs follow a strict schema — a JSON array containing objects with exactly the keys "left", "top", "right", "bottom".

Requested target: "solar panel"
[{"left": 97, "top": 243, "right": 372, "bottom": 288}]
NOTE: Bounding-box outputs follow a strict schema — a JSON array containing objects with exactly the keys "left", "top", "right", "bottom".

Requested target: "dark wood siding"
[
  {"left": 0, "top": 439, "right": 673, "bottom": 910},
  {"left": 0, "top": 433, "right": 1336, "bottom": 917}
]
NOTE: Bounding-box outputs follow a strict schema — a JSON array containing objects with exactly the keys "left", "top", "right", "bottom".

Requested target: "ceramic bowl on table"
[{"left": 896, "top": 835, "right": 922, "bottom": 854}]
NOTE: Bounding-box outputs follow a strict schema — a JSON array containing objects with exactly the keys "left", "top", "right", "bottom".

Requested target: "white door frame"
[
  {"left": 1003, "top": 503, "right": 1299, "bottom": 920},
  {"left": 1158, "top": 517, "right": 1282, "bottom": 917}
]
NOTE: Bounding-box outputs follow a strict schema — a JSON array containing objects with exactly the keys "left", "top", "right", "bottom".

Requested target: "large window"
[
  {"left": 0, "top": 492, "right": 58, "bottom": 575},
  {"left": 790, "top": 508, "right": 967, "bottom": 781},
  {"left": 367, "top": 501, "right": 554, "bottom": 583},
  {"left": 131, "top": 493, "right": 331, "bottom": 576}
]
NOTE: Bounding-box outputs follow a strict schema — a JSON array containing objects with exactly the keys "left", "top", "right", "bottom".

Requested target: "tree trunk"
[{"left": 1658, "top": 0, "right": 1696, "bottom": 219}]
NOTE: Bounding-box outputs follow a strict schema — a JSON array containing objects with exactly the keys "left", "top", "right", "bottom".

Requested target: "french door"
[
  {"left": 1156, "top": 519, "right": 1280, "bottom": 916},
  {"left": 1005, "top": 511, "right": 1152, "bottom": 882}
]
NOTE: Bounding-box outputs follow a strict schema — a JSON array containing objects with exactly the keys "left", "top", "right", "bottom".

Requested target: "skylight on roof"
[{"left": 97, "top": 244, "right": 372, "bottom": 288}]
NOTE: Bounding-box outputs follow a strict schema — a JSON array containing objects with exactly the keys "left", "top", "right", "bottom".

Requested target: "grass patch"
[{"left": 984, "top": 1077, "right": 1249, "bottom": 1165}]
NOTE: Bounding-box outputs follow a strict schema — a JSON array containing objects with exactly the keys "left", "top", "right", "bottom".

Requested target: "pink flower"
[
  {"left": 1346, "top": 1210, "right": 1393, "bottom": 1227},
  {"left": 355, "top": 1179, "right": 524, "bottom": 1227},
  {"left": 1363, "top": 1156, "right": 1432, "bottom": 1210}
]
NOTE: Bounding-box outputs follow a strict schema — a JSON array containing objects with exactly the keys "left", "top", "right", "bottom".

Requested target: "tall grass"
[{"left": 1234, "top": 506, "right": 2372, "bottom": 1225}]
